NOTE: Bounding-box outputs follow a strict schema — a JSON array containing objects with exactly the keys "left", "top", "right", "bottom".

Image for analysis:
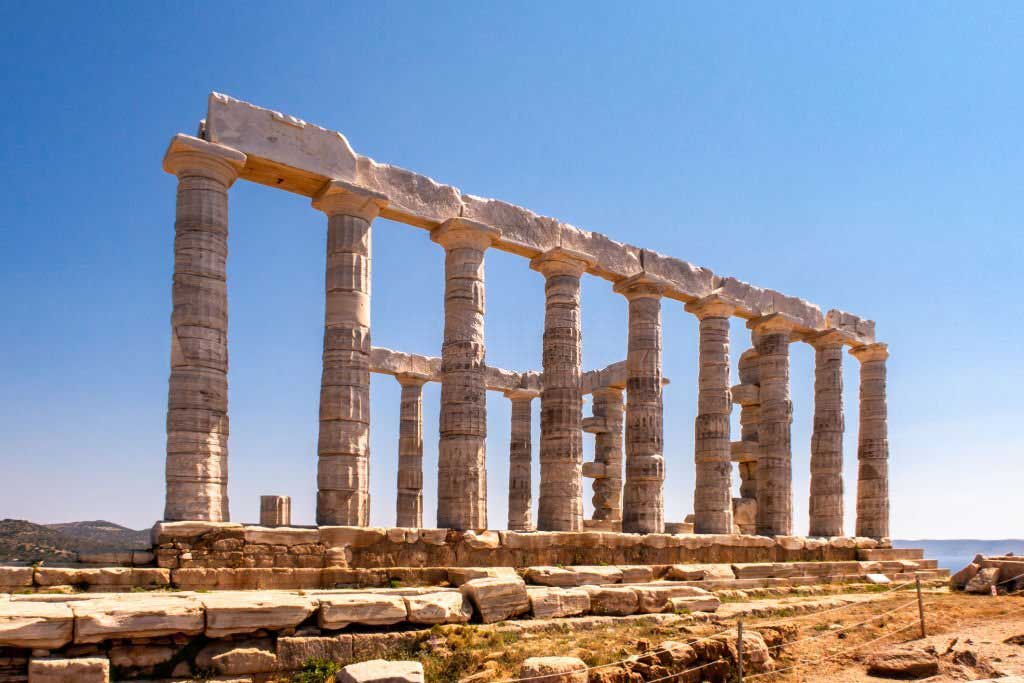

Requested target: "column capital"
[
  {"left": 395, "top": 372, "right": 430, "bottom": 388},
  {"left": 804, "top": 328, "right": 856, "bottom": 349},
  {"left": 746, "top": 312, "right": 802, "bottom": 335},
  {"left": 612, "top": 272, "right": 670, "bottom": 300},
  {"left": 163, "top": 134, "right": 246, "bottom": 187},
  {"left": 684, "top": 291, "right": 743, "bottom": 319},
  {"left": 431, "top": 217, "right": 501, "bottom": 251},
  {"left": 530, "top": 247, "right": 595, "bottom": 278},
  {"left": 504, "top": 388, "right": 541, "bottom": 401},
  {"left": 591, "top": 384, "right": 625, "bottom": 398},
  {"left": 312, "top": 179, "right": 388, "bottom": 221},
  {"left": 850, "top": 342, "right": 889, "bottom": 363}
]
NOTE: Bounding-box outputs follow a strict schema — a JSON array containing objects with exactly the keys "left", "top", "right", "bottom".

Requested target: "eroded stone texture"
[
  {"left": 395, "top": 374, "right": 427, "bottom": 528},
  {"left": 614, "top": 274, "right": 668, "bottom": 534},
  {"left": 432, "top": 219, "right": 500, "bottom": 530},
  {"left": 585, "top": 387, "right": 625, "bottom": 525},
  {"left": 28, "top": 657, "right": 109, "bottom": 683},
  {"left": 807, "top": 330, "right": 849, "bottom": 537},
  {"left": 312, "top": 180, "right": 388, "bottom": 527},
  {"left": 851, "top": 343, "right": 890, "bottom": 540},
  {"left": 259, "top": 495, "right": 291, "bottom": 527},
  {"left": 732, "top": 347, "right": 761, "bottom": 534},
  {"left": 532, "top": 248, "right": 592, "bottom": 532},
  {"left": 748, "top": 314, "right": 799, "bottom": 537},
  {"left": 685, "top": 294, "right": 738, "bottom": 534},
  {"left": 162, "top": 134, "right": 246, "bottom": 522},
  {"left": 505, "top": 389, "right": 539, "bottom": 532}
]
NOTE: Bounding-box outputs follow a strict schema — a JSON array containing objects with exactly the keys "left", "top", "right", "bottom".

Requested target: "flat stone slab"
[
  {"left": 338, "top": 658, "right": 425, "bottom": 683},
  {"left": 459, "top": 577, "right": 530, "bottom": 623},
  {"left": 0, "top": 600, "right": 74, "bottom": 649},
  {"left": 403, "top": 590, "right": 472, "bottom": 625},
  {"left": 71, "top": 595, "right": 204, "bottom": 643},
  {"left": 318, "top": 593, "right": 408, "bottom": 629},
  {"left": 527, "top": 587, "right": 590, "bottom": 619},
  {"left": 200, "top": 591, "right": 318, "bottom": 638}
]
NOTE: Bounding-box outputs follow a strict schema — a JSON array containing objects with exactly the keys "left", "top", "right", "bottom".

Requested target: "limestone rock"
[
  {"left": 276, "top": 634, "right": 354, "bottom": 671},
  {"left": 527, "top": 587, "right": 590, "bottom": 619},
  {"left": 618, "top": 566, "right": 654, "bottom": 583},
  {"left": 667, "top": 595, "right": 721, "bottom": 613},
  {"left": 965, "top": 567, "right": 999, "bottom": 594},
  {"left": 28, "top": 657, "right": 110, "bottom": 683},
  {"left": 525, "top": 566, "right": 578, "bottom": 588},
  {"left": 459, "top": 577, "right": 530, "bottom": 623},
  {"left": 867, "top": 647, "right": 939, "bottom": 679},
  {"left": 632, "top": 585, "right": 716, "bottom": 614},
  {"left": 72, "top": 595, "right": 204, "bottom": 643},
  {"left": 196, "top": 638, "right": 278, "bottom": 675},
  {"left": 448, "top": 567, "right": 518, "bottom": 587},
  {"left": 200, "top": 591, "right": 318, "bottom": 637},
  {"left": 581, "top": 586, "right": 638, "bottom": 616},
  {"left": 518, "top": 657, "right": 587, "bottom": 683},
  {"left": 404, "top": 591, "right": 472, "bottom": 625},
  {"left": 667, "top": 564, "right": 735, "bottom": 581},
  {"left": 319, "top": 593, "right": 408, "bottom": 629},
  {"left": 573, "top": 566, "right": 623, "bottom": 586},
  {"left": 951, "top": 562, "right": 981, "bottom": 589},
  {"left": 0, "top": 601, "right": 73, "bottom": 649},
  {"left": 338, "top": 659, "right": 425, "bottom": 683}
]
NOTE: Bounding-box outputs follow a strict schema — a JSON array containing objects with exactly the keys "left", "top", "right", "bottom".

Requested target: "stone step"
[{"left": 857, "top": 548, "right": 924, "bottom": 561}]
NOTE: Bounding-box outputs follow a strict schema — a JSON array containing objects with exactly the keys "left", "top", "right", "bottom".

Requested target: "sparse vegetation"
[{"left": 292, "top": 658, "right": 340, "bottom": 683}]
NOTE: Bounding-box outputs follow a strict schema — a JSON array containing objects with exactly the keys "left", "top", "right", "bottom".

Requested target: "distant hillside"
[{"left": 0, "top": 519, "right": 149, "bottom": 563}]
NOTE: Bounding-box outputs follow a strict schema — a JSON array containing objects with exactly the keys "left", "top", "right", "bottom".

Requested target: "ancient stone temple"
[{"left": 162, "top": 92, "right": 888, "bottom": 542}]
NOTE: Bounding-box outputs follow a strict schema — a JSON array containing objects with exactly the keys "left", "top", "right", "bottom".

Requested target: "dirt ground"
[{"left": 420, "top": 590, "right": 1024, "bottom": 683}]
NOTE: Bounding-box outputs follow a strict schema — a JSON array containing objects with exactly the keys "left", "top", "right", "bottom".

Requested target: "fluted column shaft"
[
  {"left": 737, "top": 348, "right": 761, "bottom": 501},
  {"left": 433, "top": 219, "right": 500, "bottom": 530},
  {"left": 396, "top": 375, "right": 427, "bottom": 528},
  {"left": 809, "top": 332, "right": 847, "bottom": 537},
  {"left": 162, "top": 135, "right": 245, "bottom": 522},
  {"left": 591, "top": 387, "right": 625, "bottom": 522},
  {"left": 615, "top": 274, "right": 668, "bottom": 534},
  {"left": 312, "top": 181, "right": 387, "bottom": 526},
  {"left": 748, "top": 314, "right": 798, "bottom": 536},
  {"left": 506, "top": 390, "right": 538, "bottom": 531},
  {"left": 533, "top": 249, "right": 591, "bottom": 531},
  {"left": 852, "top": 343, "right": 890, "bottom": 539},
  {"left": 686, "top": 295, "right": 738, "bottom": 534}
]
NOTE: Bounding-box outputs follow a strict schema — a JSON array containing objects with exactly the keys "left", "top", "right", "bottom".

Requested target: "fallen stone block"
[
  {"left": 28, "top": 656, "right": 110, "bottom": 683},
  {"left": 0, "top": 600, "right": 73, "bottom": 649},
  {"left": 667, "top": 595, "right": 722, "bottom": 613},
  {"left": 276, "top": 634, "right": 354, "bottom": 671},
  {"left": 518, "top": 656, "right": 587, "bottom": 683},
  {"left": 867, "top": 647, "right": 939, "bottom": 679},
  {"left": 525, "top": 566, "right": 578, "bottom": 587},
  {"left": 200, "top": 591, "right": 318, "bottom": 638},
  {"left": 632, "top": 585, "right": 716, "bottom": 614},
  {"left": 318, "top": 593, "right": 408, "bottom": 629},
  {"left": 338, "top": 658, "right": 424, "bottom": 683},
  {"left": 195, "top": 638, "right": 278, "bottom": 675},
  {"left": 667, "top": 564, "right": 735, "bottom": 581},
  {"left": 965, "top": 567, "right": 1000, "bottom": 594},
  {"left": 581, "top": 586, "right": 638, "bottom": 616},
  {"left": 527, "top": 587, "right": 590, "bottom": 619},
  {"left": 404, "top": 591, "right": 472, "bottom": 625},
  {"left": 459, "top": 577, "right": 530, "bottom": 623},
  {"left": 72, "top": 594, "right": 204, "bottom": 643}
]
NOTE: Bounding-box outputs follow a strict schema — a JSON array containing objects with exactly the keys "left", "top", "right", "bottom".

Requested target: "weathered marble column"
[
  {"left": 505, "top": 388, "right": 539, "bottom": 531},
  {"left": 531, "top": 248, "right": 593, "bottom": 531},
  {"left": 807, "top": 330, "right": 849, "bottom": 538},
  {"left": 685, "top": 293, "right": 739, "bottom": 534},
  {"left": 747, "top": 313, "right": 799, "bottom": 537},
  {"left": 312, "top": 180, "right": 388, "bottom": 527},
  {"left": 396, "top": 373, "right": 428, "bottom": 528},
  {"left": 162, "top": 134, "right": 246, "bottom": 522},
  {"left": 260, "top": 496, "right": 291, "bottom": 527},
  {"left": 588, "top": 386, "right": 625, "bottom": 525},
  {"left": 730, "top": 348, "right": 762, "bottom": 535},
  {"left": 614, "top": 273, "right": 668, "bottom": 534},
  {"left": 851, "top": 342, "right": 890, "bottom": 540},
  {"left": 432, "top": 218, "right": 500, "bottom": 530}
]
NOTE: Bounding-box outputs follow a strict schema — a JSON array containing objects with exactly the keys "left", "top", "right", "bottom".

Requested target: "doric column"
[
  {"left": 851, "top": 342, "right": 890, "bottom": 540},
  {"left": 505, "top": 388, "right": 539, "bottom": 531},
  {"left": 260, "top": 496, "right": 291, "bottom": 527},
  {"left": 531, "top": 248, "right": 593, "bottom": 531},
  {"left": 807, "top": 330, "right": 849, "bottom": 538},
  {"left": 685, "top": 293, "right": 740, "bottom": 534},
  {"left": 162, "top": 134, "right": 245, "bottom": 522},
  {"left": 586, "top": 386, "right": 626, "bottom": 525},
  {"left": 730, "top": 348, "right": 761, "bottom": 535},
  {"left": 614, "top": 273, "right": 669, "bottom": 534},
  {"left": 312, "top": 180, "right": 388, "bottom": 527},
  {"left": 747, "top": 313, "right": 800, "bottom": 536},
  {"left": 396, "top": 373, "right": 428, "bottom": 528},
  {"left": 432, "top": 218, "right": 500, "bottom": 530}
]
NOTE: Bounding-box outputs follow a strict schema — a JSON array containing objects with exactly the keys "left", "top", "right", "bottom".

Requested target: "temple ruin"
[{"left": 163, "top": 92, "right": 889, "bottom": 541}]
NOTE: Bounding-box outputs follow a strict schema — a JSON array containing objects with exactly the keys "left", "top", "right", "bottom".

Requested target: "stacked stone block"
[
  {"left": 432, "top": 219, "right": 500, "bottom": 531},
  {"left": 312, "top": 181, "right": 388, "bottom": 527},
  {"left": 162, "top": 135, "right": 246, "bottom": 522}
]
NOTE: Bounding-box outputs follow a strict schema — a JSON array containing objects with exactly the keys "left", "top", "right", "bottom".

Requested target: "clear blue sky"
[{"left": 1, "top": 3, "right": 1020, "bottom": 538}]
